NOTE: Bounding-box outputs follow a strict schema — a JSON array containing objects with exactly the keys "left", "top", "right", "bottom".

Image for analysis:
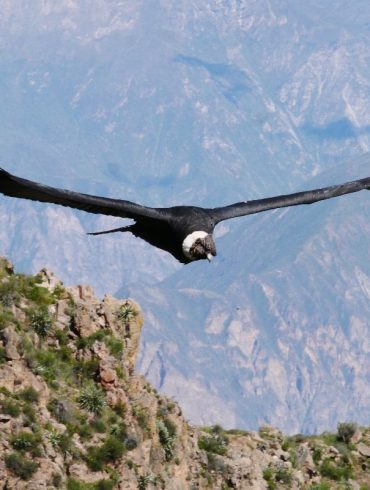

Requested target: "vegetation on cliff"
[{"left": 0, "top": 257, "right": 369, "bottom": 489}]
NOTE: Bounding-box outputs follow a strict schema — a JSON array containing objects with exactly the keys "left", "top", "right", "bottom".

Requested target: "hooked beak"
[{"left": 206, "top": 253, "right": 213, "bottom": 262}]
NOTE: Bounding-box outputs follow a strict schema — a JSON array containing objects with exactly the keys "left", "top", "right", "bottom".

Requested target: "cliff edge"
[{"left": 0, "top": 258, "right": 369, "bottom": 490}]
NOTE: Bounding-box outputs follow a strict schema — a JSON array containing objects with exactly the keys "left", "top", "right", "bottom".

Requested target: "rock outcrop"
[{"left": 0, "top": 258, "right": 369, "bottom": 489}]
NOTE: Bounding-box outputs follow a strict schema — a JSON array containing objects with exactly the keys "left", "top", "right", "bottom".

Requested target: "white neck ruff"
[{"left": 182, "top": 231, "right": 208, "bottom": 260}]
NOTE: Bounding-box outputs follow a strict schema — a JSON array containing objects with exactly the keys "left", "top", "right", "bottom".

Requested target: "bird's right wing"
[
  {"left": 208, "top": 176, "right": 370, "bottom": 224},
  {"left": 0, "top": 168, "right": 169, "bottom": 221}
]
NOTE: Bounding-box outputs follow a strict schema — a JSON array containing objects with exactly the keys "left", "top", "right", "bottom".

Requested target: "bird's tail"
[{"left": 87, "top": 225, "right": 133, "bottom": 236}]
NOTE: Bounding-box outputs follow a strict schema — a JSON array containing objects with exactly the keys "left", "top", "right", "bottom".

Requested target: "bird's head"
[{"left": 182, "top": 231, "right": 217, "bottom": 262}]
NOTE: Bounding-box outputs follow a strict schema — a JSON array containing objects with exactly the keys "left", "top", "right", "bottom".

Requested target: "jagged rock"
[
  {"left": 55, "top": 299, "right": 73, "bottom": 330},
  {"left": 348, "top": 480, "right": 361, "bottom": 490},
  {"left": 69, "top": 463, "right": 109, "bottom": 483},
  {"left": 1, "top": 327, "right": 20, "bottom": 360},
  {"left": 100, "top": 365, "right": 117, "bottom": 389},
  {"left": 74, "top": 304, "right": 101, "bottom": 338},
  {"left": 0, "top": 257, "right": 14, "bottom": 275},
  {"left": 37, "top": 268, "right": 62, "bottom": 291},
  {"left": 351, "top": 429, "right": 363, "bottom": 443},
  {"left": 296, "top": 442, "right": 317, "bottom": 480},
  {"left": 358, "top": 442, "right": 370, "bottom": 457},
  {"left": 0, "top": 361, "right": 49, "bottom": 406},
  {"left": 48, "top": 399, "right": 75, "bottom": 424},
  {"left": 259, "top": 425, "right": 283, "bottom": 441},
  {"left": 327, "top": 446, "right": 340, "bottom": 457}
]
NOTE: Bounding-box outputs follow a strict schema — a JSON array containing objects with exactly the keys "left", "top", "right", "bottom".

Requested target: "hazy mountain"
[
  {"left": 1, "top": 1, "right": 370, "bottom": 432},
  {"left": 133, "top": 154, "right": 370, "bottom": 434}
]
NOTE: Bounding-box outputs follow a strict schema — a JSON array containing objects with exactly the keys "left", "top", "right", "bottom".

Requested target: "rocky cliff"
[{"left": 0, "top": 258, "right": 369, "bottom": 490}]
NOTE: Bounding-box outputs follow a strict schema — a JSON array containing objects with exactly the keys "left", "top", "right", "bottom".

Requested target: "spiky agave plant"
[
  {"left": 116, "top": 302, "right": 137, "bottom": 323},
  {"left": 78, "top": 384, "right": 106, "bottom": 415}
]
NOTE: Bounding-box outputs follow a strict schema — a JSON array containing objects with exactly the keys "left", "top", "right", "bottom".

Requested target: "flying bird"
[{"left": 1, "top": 168, "right": 370, "bottom": 264}]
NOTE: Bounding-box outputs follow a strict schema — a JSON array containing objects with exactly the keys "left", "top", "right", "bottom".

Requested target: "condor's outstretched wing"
[
  {"left": 0, "top": 168, "right": 169, "bottom": 221},
  {"left": 208, "top": 176, "right": 370, "bottom": 224}
]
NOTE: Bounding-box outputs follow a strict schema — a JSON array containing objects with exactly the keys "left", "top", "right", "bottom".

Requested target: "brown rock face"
[{"left": 1, "top": 326, "right": 21, "bottom": 360}]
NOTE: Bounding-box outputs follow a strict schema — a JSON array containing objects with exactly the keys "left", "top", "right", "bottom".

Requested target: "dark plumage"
[{"left": 1, "top": 168, "right": 370, "bottom": 263}]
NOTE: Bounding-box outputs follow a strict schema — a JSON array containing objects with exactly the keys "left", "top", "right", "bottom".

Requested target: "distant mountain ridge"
[{"left": 133, "top": 154, "right": 370, "bottom": 434}]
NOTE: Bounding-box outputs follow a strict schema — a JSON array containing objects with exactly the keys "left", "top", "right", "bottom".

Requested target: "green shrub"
[
  {"left": 319, "top": 459, "right": 353, "bottom": 481},
  {"left": 67, "top": 479, "right": 116, "bottom": 490},
  {"left": 281, "top": 439, "right": 290, "bottom": 451},
  {"left": 320, "top": 432, "right": 337, "bottom": 446},
  {"left": 52, "top": 284, "right": 66, "bottom": 300},
  {"left": 70, "top": 422, "right": 93, "bottom": 440},
  {"left": 132, "top": 405, "right": 149, "bottom": 430},
  {"left": 10, "top": 431, "right": 42, "bottom": 456},
  {"left": 76, "top": 330, "right": 106, "bottom": 350},
  {"left": 288, "top": 449, "right": 298, "bottom": 468},
  {"left": 29, "top": 307, "right": 53, "bottom": 338},
  {"left": 262, "top": 467, "right": 276, "bottom": 490},
  {"left": 124, "top": 436, "right": 137, "bottom": 451},
  {"left": 0, "top": 346, "right": 6, "bottom": 364},
  {"left": 73, "top": 359, "right": 100, "bottom": 383},
  {"left": 112, "top": 402, "right": 126, "bottom": 418},
  {"left": 274, "top": 466, "right": 292, "bottom": 485},
  {"left": 51, "top": 472, "right": 63, "bottom": 487},
  {"left": 86, "top": 435, "right": 125, "bottom": 471},
  {"left": 54, "top": 329, "right": 69, "bottom": 346},
  {"left": 0, "top": 307, "right": 16, "bottom": 329},
  {"left": 91, "top": 418, "right": 106, "bottom": 433},
  {"left": 0, "top": 398, "right": 21, "bottom": 417},
  {"left": 57, "top": 345, "right": 73, "bottom": 362},
  {"left": 47, "top": 429, "right": 63, "bottom": 448},
  {"left": 337, "top": 422, "right": 358, "bottom": 444},
  {"left": 29, "top": 350, "right": 57, "bottom": 382},
  {"left": 105, "top": 337, "right": 123, "bottom": 358},
  {"left": 56, "top": 432, "right": 73, "bottom": 454},
  {"left": 0, "top": 273, "right": 54, "bottom": 308},
  {"left": 115, "top": 367, "right": 125, "bottom": 379},
  {"left": 157, "top": 418, "right": 176, "bottom": 461},
  {"left": 308, "top": 484, "right": 331, "bottom": 490},
  {"left": 66, "top": 480, "right": 85, "bottom": 490},
  {"left": 206, "top": 452, "right": 227, "bottom": 473},
  {"left": 5, "top": 452, "right": 38, "bottom": 480},
  {"left": 198, "top": 426, "right": 228, "bottom": 456},
  {"left": 24, "top": 276, "right": 55, "bottom": 306},
  {"left": 0, "top": 386, "right": 11, "bottom": 396},
  {"left": 22, "top": 403, "right": 37, "bottom": 424},
  {"left": 138, "top": 475, "right": 157, "bottom": 490},
  {"left": 262, "top": 463, "right": 292, "bottom": 488},
  {"left": 0, "top": 279, "right": 20, "bottom": 306},
  {"left": 312, "top": 447, "right": 322, "bottom": 464},
  {"left": 110, "top": 423, "right": 126, "bottom": 438},
  {"left": 78, "top": 384, "right": 106, "bottom": 415},
  {"left": 95, "top": 480, "right": 117, "bottom": 490},
  {"left": 18, "top": 387, "right": 39, "bottom": 403}
]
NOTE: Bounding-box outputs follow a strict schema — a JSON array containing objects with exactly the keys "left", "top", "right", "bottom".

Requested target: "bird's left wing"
[
  {"left": 0, "top": 168, "right": 169, "bottom": 221},
  {"left": 208, "top": 176, "right": 370, "bottom": 224}
]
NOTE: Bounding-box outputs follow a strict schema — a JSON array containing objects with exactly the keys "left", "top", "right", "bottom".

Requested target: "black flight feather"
[
  {"left": 208, "top": 176, "right": 370, "bottom": 223},
  {"left": 0, "top": 168, "right": 169, "bottom": 221},
  {"left": 1, "top": 167, "right": 370, "bottom": 263}
]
